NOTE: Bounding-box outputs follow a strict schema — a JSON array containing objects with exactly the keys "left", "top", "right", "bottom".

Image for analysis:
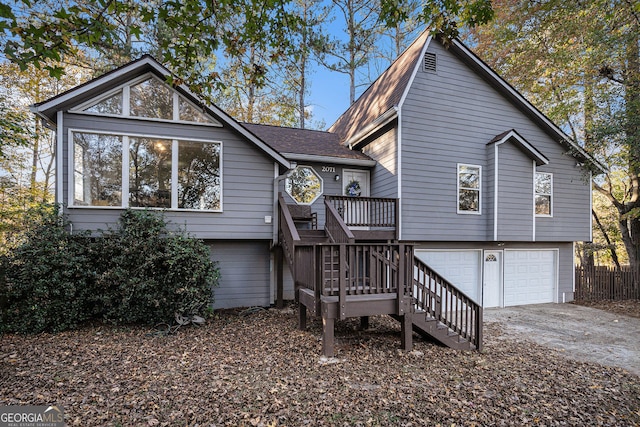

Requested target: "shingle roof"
[
  {"left": 328, "top": 30, "right": 430, "bottom": 144},
  {"left": 242, "top": 122, "right": 372, "bottom": 161}
]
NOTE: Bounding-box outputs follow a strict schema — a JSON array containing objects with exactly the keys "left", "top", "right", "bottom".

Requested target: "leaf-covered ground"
[
  {"left": 574, "top": 300, "right": 640, "bottom": 319},
  {"left": 1, "top": 305, "right": 639, "bottom": 426}
]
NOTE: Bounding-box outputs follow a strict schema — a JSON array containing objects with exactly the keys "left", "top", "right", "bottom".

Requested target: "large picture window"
[
  {"left": 71, "top": 131, "right": 221, "bottom": 211},
  {"left": 535, "top": 172, "right": 552, "bottom": 216},
  {"left": 457, "top": 164, "right": 481, "bottom": 214}
]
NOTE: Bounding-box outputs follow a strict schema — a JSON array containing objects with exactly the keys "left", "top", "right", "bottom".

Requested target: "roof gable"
[
  {"left": 31, "top": 55, "right": 291, "bottom": 168},
  {"left": 488, "top": 129, "right": 549, "bottom": 166},
  {"left": 329, "top": 30, "right": 431, "bottom": 144}
]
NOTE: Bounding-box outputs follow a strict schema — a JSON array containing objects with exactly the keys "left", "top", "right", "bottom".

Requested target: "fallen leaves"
[{"left": 0, "top": 306, "right": 639, "bottom": 426}]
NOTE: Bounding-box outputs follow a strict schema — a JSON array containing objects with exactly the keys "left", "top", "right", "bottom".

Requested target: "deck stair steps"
[
  {"left": 409, "top": 311, "right": 472, "bottom": 350},
  {"left": 297, "top": 229, "right": 330, "bottom": 244}
]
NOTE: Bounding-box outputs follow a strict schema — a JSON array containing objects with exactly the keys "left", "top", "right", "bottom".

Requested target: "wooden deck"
[{"left": 276, "top": 194, "right": 482, "bottom": 356}]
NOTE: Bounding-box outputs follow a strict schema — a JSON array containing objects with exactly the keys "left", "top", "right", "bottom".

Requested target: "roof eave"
[
  {"left": 347, "top": 107, "right": 399, "bottom": 149},
  {"left": 282, "top": 152, "right": 376, "bottom": 167},
  {"left": 489, "top": 129, "right": 549, "bottom": 166}
]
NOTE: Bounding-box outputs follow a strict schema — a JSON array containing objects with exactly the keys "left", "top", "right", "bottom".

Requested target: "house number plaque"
[{"left": 321, "top": 166, "right": 336, "bottom": 173}]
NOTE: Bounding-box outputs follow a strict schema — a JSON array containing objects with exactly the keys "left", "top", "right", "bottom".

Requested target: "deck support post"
[
  {"left": 322, "top": 315, "right": 335, "bottom": 357},
  {"left": 275, "top": 245, "right": 284, "bottom": 309},
  {"left": 360, "top": 316, "right": 369, "bottom": 330},
  {"left": 400, "top": 314, "right": 412, "bottom": 351},
  {"left": 298, "top": 303, "right": 307, "bottom": 330}
]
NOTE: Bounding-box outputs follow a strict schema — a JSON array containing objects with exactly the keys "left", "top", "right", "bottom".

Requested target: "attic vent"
[{"left": 423, "top": 52, "right": 437, "bottom": 73}]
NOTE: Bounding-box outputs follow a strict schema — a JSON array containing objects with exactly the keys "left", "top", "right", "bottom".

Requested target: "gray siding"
[
  {"left": 399, "top": 40, "right": 591, "bottom": 242},
  {"left": 209, "top": 240, "right": 271, "bottom": 309},
  {"left": 496, "top": 142, "right": 534, "bottom": 241},
  {"left": 362, "top": 126, "right": 398, "bottom": 198},
  {"left": 62, "top": 113, "right": 277, "bottom": 239}
]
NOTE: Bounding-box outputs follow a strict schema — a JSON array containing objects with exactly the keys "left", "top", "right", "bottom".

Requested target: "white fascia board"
[
  {"left": 346, "top": 107, "right": 399, "bottom": 149},
  {"left": 32, "top": 56, "right": 162, "bottom": 116},
  {"left": 398, "top": 35, "right": 433, "bottom": 109},
  {"left": 493, "top": 130, "right": 549, "bottom": 165},
  {"left": 452, "top": 39, "right": 605, "bottom": 173},
  {"left": 281, "top": 153, "right": 376, "bottom": 167}
]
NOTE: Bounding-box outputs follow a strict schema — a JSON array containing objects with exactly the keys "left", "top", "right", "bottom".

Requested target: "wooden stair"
[
  {"left": 409, "top": 311, "right": 473, "bottom": 350},
  {"left": 277, "top": 195, "right": 482, "bottom": 356}
]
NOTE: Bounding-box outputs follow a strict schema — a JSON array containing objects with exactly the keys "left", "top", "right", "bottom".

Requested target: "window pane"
[
  {"left": 535, "top": 173, "right": 551, "bottom": 194},
  {"left": 536, "top": 195, "right": 551, "bottom": 215},
  {"left": 285, "top": 166, "right": 322, "bottom": 204},
  {"left": 459, "top": 171, "right": 479, "bottom": 189},
  {"left": 178, "top": 141, "right": 221, "bottom": 210},
  {"left": 84, "top": 92, "right": 123, "bottom": 115},
  {"left": 130, "top": 77, "right": 173, "bottom": 120},
  {"left": 459, "top": 189, "right": 479, "bottom": 212},
  {"left": 129, "top": 137, "right": 172, "bottom": 208},
  {"left": 178, "top": 97, "right": 214, "bottom": 124},
  {"left": 73, "top": 132, "right": 122, "bottom": 206}
]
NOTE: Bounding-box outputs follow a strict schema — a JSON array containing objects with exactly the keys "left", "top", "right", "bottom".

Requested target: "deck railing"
[
  {"left": 413, "top": 257, "right": 483, "bottom": 351},
  {"left": 293, "top": 243, "right": 413, "bottom": 319},
  {"left": 324, "top": 199, "right": 355, "bottom": 244},
  {"left": 325, "top": 195, "right": 398, "bottom": 231}
]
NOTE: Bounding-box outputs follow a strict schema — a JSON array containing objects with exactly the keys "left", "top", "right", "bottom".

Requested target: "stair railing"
[
  {"left": 324, "top": 198, "right": 355, "bottom": 244},
  {"left": 278, "top": 193, "right": 300, "bottom": 268},
  {"left": 413, "top": 257, "right": 483, "bottom": 351}
]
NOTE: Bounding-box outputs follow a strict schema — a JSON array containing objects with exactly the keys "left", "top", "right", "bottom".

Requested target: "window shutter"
[{"left": 423, "top": 52, "right": 437, "bottom": 73}]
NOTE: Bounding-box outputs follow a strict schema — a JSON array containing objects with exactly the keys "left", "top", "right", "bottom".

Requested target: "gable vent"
[{"left": 423, "top": 52, "right": 437, "bottom": 73}]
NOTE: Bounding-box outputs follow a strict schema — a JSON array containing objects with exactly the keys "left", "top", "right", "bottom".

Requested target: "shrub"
[
  {"left": 0, "top": 207, "right": 219, "bottom": 333},
  {"left": 93, "top": 210, "right": 219, "bottom": 325},
  {"left": 0, "top": 205, "right": 95, "bottom": 333}
]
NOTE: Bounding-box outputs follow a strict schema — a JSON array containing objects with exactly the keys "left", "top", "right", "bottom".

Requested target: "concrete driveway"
[{"left": 483, "top": 303, "right": 640, "bottom": 377}]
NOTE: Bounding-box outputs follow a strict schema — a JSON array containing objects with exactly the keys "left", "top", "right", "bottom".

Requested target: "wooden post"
[
  {"left": 275, "top": 245, "right": 284, "bottom": 309},
  {"left": 299, "top": 303, "right": 307, "bottom": 330},
  {"left": 401, "top": 313, "right": 412, "bottom": 351},
  {"left": 322, "top": 316, "right": 335, "bottom": 357},
  {"left": 360, "top": 316, "right": 369, "bottom": 330},
  {"left": 339, "top": 244, "right": 347, "bottom": 320}
]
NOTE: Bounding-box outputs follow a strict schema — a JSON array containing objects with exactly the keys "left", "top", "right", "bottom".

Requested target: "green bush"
[
  {"left": 0, "top": 205, "right": 95, "bottom": 333},
  {"left": 0, "top": 207, "right": 219, "bottom": 333}
]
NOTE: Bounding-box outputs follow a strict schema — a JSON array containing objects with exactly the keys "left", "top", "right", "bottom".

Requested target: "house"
[{"left": 31, "top": 31, "right": 599, "bottom": 356}]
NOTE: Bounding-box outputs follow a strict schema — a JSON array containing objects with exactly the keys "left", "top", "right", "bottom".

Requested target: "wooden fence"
[{"left": 575, "top": 265, "right": 640, "bottom": 301}]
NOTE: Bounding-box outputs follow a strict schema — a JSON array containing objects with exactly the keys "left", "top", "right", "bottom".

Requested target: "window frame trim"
[
  {"left": 534, "top": 171, "right": 553, "bottom": 217},
  {"left": 285, "top": 165, "right": 324, "bottom": 205},
  {"left": 457, "top": 163, "right": 482, "bottom": 215},
  {"left": 68, "top": 128, "right": 224, "bottom": 212},
  {"left": 69, "top": 73, "right": 222, "bottom": 127}
]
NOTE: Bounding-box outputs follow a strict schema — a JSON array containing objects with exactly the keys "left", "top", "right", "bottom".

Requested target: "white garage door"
[
  {"left": 414, "top": 250, "right": 481, "bottom": 303},
  {"left": 504, "top": 250, "right": 556, "bottom": 306}
]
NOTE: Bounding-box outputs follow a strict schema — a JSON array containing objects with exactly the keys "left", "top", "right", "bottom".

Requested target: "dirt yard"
[{"left": 1, "top": 303, "right": 639, "bottom": 426}]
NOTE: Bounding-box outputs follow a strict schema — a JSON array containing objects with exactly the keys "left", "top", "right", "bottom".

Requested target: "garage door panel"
[
  {"left": 415, "top": 250, "right": 481, "bottom": 302},
  {"left": 504, "top": 250, "right": 556, "bottom": 306}
]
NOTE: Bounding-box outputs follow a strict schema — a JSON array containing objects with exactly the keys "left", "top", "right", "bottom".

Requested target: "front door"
[
  {"left": 483, "top": 250, "right": 502, "bottom": 308},
  {"left": 342, "top": 169, "right": 370, "bottom": 227}
]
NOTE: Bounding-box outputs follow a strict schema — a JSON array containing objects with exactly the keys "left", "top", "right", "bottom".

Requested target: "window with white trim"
[
  {"left": 74, "top": 74, "right": 219, "bottom": 125},
  {"left": 72, "top": 130, "right": 221, "bottom": 211},
  {"left": 457, "top": 164, "right": 481, "bottom": 213},
  {"left": 535, "top": 172, "right": 552, "bottom": 216},
  {"left": 285, "top": 166, "right": 323, "bottom": 205}
]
